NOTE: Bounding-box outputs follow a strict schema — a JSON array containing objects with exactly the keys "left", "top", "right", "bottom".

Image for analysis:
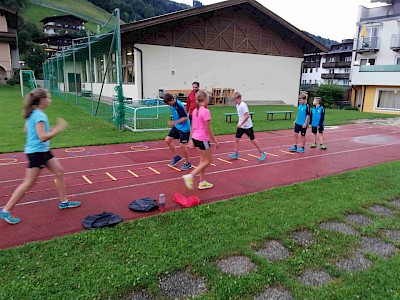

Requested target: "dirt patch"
[
  {"left": 254, "top": 287, "right": 294, "bottom": 300},
  {"left": 298, "top": 269, "right": 333, "bottom": 287},
  {"left": 130, "top": 292, "right": 155, "bottom": 300},
  {"left": 389, "top": 199, "right": 400, "bottom": 209},
  {"left": 319, "top": 221, "right": 359, "bottom": 235},
  {"left": 292, "top": 230, "right": 314, "bottom": 247},
  {"left": 368, "top": 205, "right": 395, "bottom": 217},
  {"left": 216, "top": 256, "right": 257, "bottom": 275},
  {"left": 335, "top": 252, "right": 372, "bottom": 272},
  {"left": 255, "top": 240, "right": 291, "bottom": 261},
  {"left": 159, "top": 270, "right": 207, "bottom": 298},
  {"left": 383, "top": 230, "right": 400, "bottom": 242},
  {"left": 359, "top": 237, "right": 398, "bottom": 258},
  {"left": 354, "top": 117, "right": 400, "bottom": 127},
  {"left": 345, "top": 214, "right": 373, "bottom": 228}
]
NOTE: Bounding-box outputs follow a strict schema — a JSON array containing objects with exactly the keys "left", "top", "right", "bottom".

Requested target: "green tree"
[
  {"left": 24, "top": 45, "right": 47, "bottom": 79},
  {"left": 314, "top": 84, "right": 345, "bottom": 107}
]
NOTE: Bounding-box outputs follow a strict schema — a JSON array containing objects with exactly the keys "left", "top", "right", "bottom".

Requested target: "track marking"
[
  {"left": 148, "top": 167, "right": 160, "bottom": 174},
  {"left": 168, "top": 165, "right": 181, "bottom": 171},
  {"left": 0, "top": 158, "right": 18, "bottom": 166},
  {"left": 210, "top": 163, "right": 216, "bottom": 166},
  {"left": 127, "top": 170, "right": 139, "bottom": 177},
  {"left": 14, "top": 141, "right": 400, "bottom": 208},
  {"left": 106, "top": 172, "right": 117, "bottom": 181},
  {"left": 1, "top": 129, "right": 399, "bottom": 184},
  {"left": 131, "top": 145, "right": 149, "bottom": 151},
  {"left": 265, "top": 152, "right": 279, "bottom": 157},
  {"left": 65, "top": 147, "right": 85, "bottom": 153},
  {"left": 248, "top": 154, "right": 261, "bottom": 159},
  {"left": 238, "top": 158, "right": 249, "bottom": 162},
  {"left": 82, "top": 175, "right": 93, "bottom": 184},
  {"left": 217, "top": 158, "right": 233, "bottom": 164},
  {"left": 279, "top": 150, "right": 295, "bottom": 155}
]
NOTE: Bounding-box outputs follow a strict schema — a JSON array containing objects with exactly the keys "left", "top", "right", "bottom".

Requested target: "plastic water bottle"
[{"left": 158, "top": 193, "right": 165, "bottom": 212}]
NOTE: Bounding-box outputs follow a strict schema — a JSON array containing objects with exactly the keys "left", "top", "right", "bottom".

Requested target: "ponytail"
[
  {"left": 23, "top": 88, "right": 49, "bottom": 119},
  {"left": 195, "top": 90, "right": 208, "bottom": 117}
]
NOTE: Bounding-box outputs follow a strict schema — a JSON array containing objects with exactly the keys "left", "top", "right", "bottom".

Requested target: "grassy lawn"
[
  {"left": 0, "top": 161, "right": 399, "bottom": 299},
  {"left": 0, "top": 85, "right": 397, "bottom": 153}
]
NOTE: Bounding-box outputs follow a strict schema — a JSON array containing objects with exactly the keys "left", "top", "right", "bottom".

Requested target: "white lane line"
[{"left": 7, "top": 141, "right": 400, "bottom": 209}]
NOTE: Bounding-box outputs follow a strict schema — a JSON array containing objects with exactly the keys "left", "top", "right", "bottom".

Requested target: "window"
[
  {"left": 360, "top": 58, "right": 376, "bottom": 65},
  {"left": 315, "top": 79, "right": 318, "bottom": 84},
  {"left": 310, "top": 68, "right": 313, "bottom": 73},
  {"left": 329, "top": 57, "right": 336, "bottom": 62},
  {"left": 396, "top": 57, "right": 400, "bottom": 65},
  {"left": 376, "top": 90, "right": 400, "bottom": 110},
  {"left": 95, "top": 57, "right": 104, "bottom": 83},
  {"left": 344, "top": 68, "right": 350, "bottom": 73},
  {"left": 343, "top": 80, "right": 349, "bottom": 85},
  {"left": 309, "top": 80, "right": 312, "bottom": 84},
  {"left": 122, "top": 47, "right": 135, "bottom": 84},
  {"left": 315, "top": 68, "right": 318, "bottom": 73},
  {"left": 345, "top": 56, "right": 352, "bottom": 62},
  {"left": 304, "top": 68, "right": 308, "bottom": 73}
]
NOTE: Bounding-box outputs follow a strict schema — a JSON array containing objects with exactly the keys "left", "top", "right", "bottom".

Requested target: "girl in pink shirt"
[{"left": 182, "top": 91, "right": 219, "bottom": 190}]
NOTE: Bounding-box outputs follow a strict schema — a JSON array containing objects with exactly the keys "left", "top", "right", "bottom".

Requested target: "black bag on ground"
[
  {"left": 129, "top": 197, "right": 158, "bottom": 212},
  {"left": 82, "top": 212, "right": 122, "bottom": 229}
]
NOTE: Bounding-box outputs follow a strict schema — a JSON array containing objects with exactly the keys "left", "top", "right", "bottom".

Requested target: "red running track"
[{"left": 1, "top": 123, "right": 400, "bottom": 249}]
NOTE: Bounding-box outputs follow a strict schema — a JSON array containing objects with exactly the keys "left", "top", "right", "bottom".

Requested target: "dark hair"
[
  {"left": 192, "top": 82, "right": 200, "bottom": 87},
  {"left": 163, "top": 93, "right": 174, "bottom": 104},
  {"left": 23, "top": 88, "right": 49, "bottom": 119}
]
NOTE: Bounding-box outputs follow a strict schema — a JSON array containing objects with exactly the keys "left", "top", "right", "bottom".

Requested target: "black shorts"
[
  {"left": 27, "top": 151, "right": 54, "bottom": 169},
  {"left": 192, "top": 138, "right": 211, "bottom": 150},
  {"left": 235, "top": 127, "right": 255, "bottom": 140},
  {"left": 294, "top": 124, "right": 307, "bottom": 136},
  {"left": 168, "top": 127, "right": 190, "bottom": 144},
  {"left": 312, "top": 126, "right": 324, "bottom": 134}
]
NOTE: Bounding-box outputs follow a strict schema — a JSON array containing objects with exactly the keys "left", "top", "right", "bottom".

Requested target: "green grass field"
[
  {"left": 0, "top": 85, "right": 397, "bottom": 153},
  {"left": 1, "top": 85, "right": 399, "bottom": 299},
  {"left": 20, "top": 0, "right": 120, "bottom": 34}
]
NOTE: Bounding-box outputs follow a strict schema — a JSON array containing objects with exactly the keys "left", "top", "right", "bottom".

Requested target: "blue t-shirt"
[
  {"left": 170, "top": 100, "right": 190, "bottom": 132},
  {"left": 311, "top": 106, "right": 325, "bottom": 127},
  {"left": 296, "top": 103, "right": 311, "bottom": 126},
  {"left": 24, "top": 110, "right": 50, "bottom": 154}
]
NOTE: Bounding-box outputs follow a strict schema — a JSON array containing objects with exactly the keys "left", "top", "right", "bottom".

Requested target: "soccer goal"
[
  {"left": 20, "top": 70, "right": 37, "bottom": 98},
  {"left": 113, "top": 99, "right": 170, "bottom": 132}
]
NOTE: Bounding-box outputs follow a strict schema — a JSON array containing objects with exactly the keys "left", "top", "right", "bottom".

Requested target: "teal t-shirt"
[{"left": 24, "top": 109, "right": 50, "bottom": 154}]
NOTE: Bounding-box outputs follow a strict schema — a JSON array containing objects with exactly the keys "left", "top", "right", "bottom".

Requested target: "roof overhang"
[{"left": 121, "top": 0, "right": 328, "bottom": 54}]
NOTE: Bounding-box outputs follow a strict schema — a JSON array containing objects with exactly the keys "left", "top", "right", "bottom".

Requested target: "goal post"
[{"left": 20, "top": 70, "right": 37, "bottom": 98}]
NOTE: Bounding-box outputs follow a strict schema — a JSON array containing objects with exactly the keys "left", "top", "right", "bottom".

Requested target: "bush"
[
  {"left": 313, "top": 84, "right": 345, "bottom": 107},
  {"left": 7, "top": 78, "right": 17, "bottom": 86}
]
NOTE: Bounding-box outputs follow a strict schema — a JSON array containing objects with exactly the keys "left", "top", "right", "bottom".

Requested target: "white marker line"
[
  {"left": 8, "top": 141, "right": 400, "bottom": 209},
  {"left": 1, "top": 130, "right": 399, "bottom": 184}
]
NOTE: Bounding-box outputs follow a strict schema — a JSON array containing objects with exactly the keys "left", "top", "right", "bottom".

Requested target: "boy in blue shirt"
[
  {"left": 163, "top": 93, "right": 192, "bottom": 170},
  {"left": 310, "top": 97, "right": 327, "bottom": 150},
  {"left": 289, "top": 93, "right": 310, "bottom": 153}
]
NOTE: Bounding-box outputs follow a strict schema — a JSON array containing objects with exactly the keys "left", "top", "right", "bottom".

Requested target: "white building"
[{"left": 351, "top": 0, "right": 400, "bottom": 113}]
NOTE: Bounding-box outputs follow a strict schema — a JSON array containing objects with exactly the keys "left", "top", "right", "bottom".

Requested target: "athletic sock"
[
  {"left": 61, "top": 200, "right": 68, "bottom": 204},
  {"left": 2, "top": 208, "right": 9, "bottom": 213}
]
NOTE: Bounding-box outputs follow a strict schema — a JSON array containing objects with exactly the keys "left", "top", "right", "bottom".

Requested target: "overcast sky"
[{"left": 177, "top": 0, "right": 385, "bottom": 41}]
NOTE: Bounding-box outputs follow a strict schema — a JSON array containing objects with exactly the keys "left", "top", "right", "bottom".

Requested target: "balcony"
[
  {"left": 360, "top": 65, "right": 400, "bottom": 72},
  {"left": 322, "top": 61, "right": 352, "bottom": 68},
  {"left": 391, "top": 34, "right": 400, "bottom": 51},
  {"left": 355, "top": 37, "right": 380, "bottom": 53},
  {"left": 303, "top": 61, "right": 320, "bottom": 68},
  {"left": 321, "top": 73, "right": 350, "bottom": 80}
]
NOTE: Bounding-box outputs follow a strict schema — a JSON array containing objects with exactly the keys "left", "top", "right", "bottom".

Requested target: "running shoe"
[
  {"left": 59, "top": 201, "right": 81, "bottom": 210},
  {"left": 181, "top": 162, "right": 192, "bottom": 170},
  {"left": 310, "top": 142, "right": 317, "bottom": 148},
  {"left": 198, "top": 181, "right": 214, "bottom": 190},
  {"left": 170, "top": 155, "right": 182, "bottom": 167},
  {"left": 182, "top": 174, "right": 194, "bottom": 190},
  {"left": 320, "top": 144, "right": 327, "bottom": 150},
  {"left": 0, "top": 211, "right": 21, "bottom": 224},
  {"left": 289, "top": 146, "right": 297, "bottom": 152},
  {"left": 228, "top": 153, "right": 239, "bottom": 159},
  {"left": 296, "top": 147, "right": 305, "bottom": 153},
  {"left": 259, "top": 152, "right": 267, "bottom": 161}
]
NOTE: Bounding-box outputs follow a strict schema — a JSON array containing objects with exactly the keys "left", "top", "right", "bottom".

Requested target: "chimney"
[{"left": 193, "top": 0, "right": 203, "bottom": 8}]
